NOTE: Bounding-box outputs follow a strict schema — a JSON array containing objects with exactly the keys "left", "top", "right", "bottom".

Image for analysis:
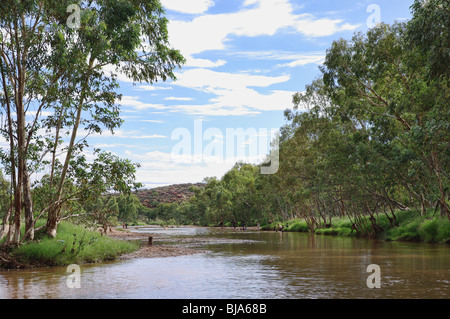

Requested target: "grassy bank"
[
  {"left": 1, "top": 221, "right": 140, "bottom": 269},
  {"left": 262, "top": 210, "right": 450, "bottom": 244}
]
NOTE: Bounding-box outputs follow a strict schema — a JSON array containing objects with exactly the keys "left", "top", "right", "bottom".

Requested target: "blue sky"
[{"left": 90, "top": 0, "right": 414, "bottom": 188}]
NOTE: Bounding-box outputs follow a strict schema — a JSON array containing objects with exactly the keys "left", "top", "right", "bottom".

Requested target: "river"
[{"left": 0, "top": 227, "right": 448, "bottom": 299}]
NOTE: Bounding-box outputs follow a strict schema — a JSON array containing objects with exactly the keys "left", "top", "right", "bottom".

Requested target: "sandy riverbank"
[{"left": 106, "top": 227, "right": 207, "bottom": 259}]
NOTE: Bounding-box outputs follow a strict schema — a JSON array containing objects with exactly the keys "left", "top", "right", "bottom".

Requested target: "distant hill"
[{"left": 135, "top": 183, "right": 205, "bottom": 208}]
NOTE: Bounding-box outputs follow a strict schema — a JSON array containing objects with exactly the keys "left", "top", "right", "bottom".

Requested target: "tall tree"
[
  {"left": 0, "top": 0, "right": 184, "bottom": 241},
  {"left": 407, "top": 0, "right": 449, "bottom": 80}
]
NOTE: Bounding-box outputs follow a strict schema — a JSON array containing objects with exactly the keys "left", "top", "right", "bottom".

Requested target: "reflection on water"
[
  {"left": 0, "top": 229, "right": 449, "bottom": 299},
  {"left": 133, "top": 226, "right": 210, "bottom": 237}
]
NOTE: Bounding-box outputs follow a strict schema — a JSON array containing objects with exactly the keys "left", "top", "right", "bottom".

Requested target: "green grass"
[
  {"left": 276, "top": 210, "right": 450, "bottom": 244},
  {"left": 11, "top": 222, "right": 140, "bottom": 267},
  {"left": 384, "top": 213, "right": 450, "bottom": 243},
  {"left": 285, "top": 219, "right": 310, "bottom": 232}
]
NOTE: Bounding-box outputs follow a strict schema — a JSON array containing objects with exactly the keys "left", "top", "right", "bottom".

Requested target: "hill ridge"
[{"left": 135, "top": 182, "right": 205, "bottom": 208}]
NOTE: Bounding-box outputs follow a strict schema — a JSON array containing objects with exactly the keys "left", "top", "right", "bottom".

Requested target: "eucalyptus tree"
[
  {"left": 221, "top": 163, "right": 260, "bottom": 226},
  {"left": 272, "top": 5, "right": 450, "bottom": 234},
  {"left": 407, "top": 0, "right": 449, "bottom": 80},
  {"left": 321, "top": 21, "right": 449, "bottom": 219},
  {"left": 0, "top": 0, "right": 184, "bottom": 242},
  {"left": 0, "top": 169, "right": 11, "bottom": 239},
  {"left": 407, "top": 0, "right": 449, "bottom": 217}
]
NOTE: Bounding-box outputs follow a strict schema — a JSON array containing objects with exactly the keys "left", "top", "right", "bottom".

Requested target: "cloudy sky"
[{"left": 89, "top": 0, "right": 413, "bottom": 188}]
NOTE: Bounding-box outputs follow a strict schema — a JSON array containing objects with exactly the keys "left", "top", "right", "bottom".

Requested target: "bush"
[
  {"left": 258, "top": 211, "right": 450, "bottom": 244},
  {"left": 332, "top": 217, "right": 354, "bottom": 229},
  {"left": 287, "top": 221, "right": 310, "bottom": 232},
  {"left": 419, "top": 218, "right": 440, "bottom": 243},
  {"left": 436, "top": 220, "right": 450, "bottom": 243},
  {"left": 417, "top": 218, "right": 450, "bottom": 243},
  {"left": 12, "top": 222, "right": 139, "bottom": 267},
  {"left": 385, "top": 218, "right": 422, "bottom": 242}
]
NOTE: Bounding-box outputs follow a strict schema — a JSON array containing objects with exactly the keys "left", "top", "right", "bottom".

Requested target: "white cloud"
[
  {"left": 161, "top": 0, "right": 214, "bottom": 14},
  {"left": 138, "top": 119, "right": 165, "bottom": 123},
  {"left": 167, "top": 0, "right": 359, "bottom": 58},
  {"left": 184, "top": 57, "right": 227, "bottom": 68},
  {"left": 102, "top": 63, "right": 134, "bottom": 83},
  {"left": 209, "top": 89, "right": 295, "bottom": 112},
  {"left": 93, "top": 143, "right": 142, "bottom": 149},
  {"left": 164, "top": 97, "right": 194, "bottom": 101},
  {"left": 167, "top": 68, "right": 294, "bottom": 115},
  {"left": 173, "top": 68, "right": 290, "bottom": 92},
  {"left": 92, "top": 130, "right": 166, "bottom": 139},
  {"left": 169, "top": 104, "right": 262, "bottom": 116},
  {"left": 276, "top": 54, "right": 325, "bottom": 68},
  {"left": 232, "top": 50, "right": 325, "bottom": 68},
  {"left": 0, "top": 136, "right": 9, "bottom": 149},
  {"left": 135, "top": 85, "right": 173, "bottom": 91},
  {"left": 119, "top": 96, "right": 167, "bottom": 111},
  {"left": 294, "top": 15, "right": 359, "bottom": 37},
  {"left": 121, "top": 147, "right": 269, "bottom": 188},
  {"left": 167, "top": 0, "right": 291, "bottom": 56}
]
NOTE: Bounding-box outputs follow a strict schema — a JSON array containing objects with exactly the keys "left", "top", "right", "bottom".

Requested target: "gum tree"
[
  {"left": 321, "top": 21, "right": 449, "bottom": 219},
  {"left": 0, "top": 0, "right": 184, "bottom": 242}
]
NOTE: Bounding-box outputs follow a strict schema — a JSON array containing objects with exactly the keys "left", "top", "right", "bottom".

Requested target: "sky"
[{"left": 89, "top": 0, "right": 414, "bottom": 189}]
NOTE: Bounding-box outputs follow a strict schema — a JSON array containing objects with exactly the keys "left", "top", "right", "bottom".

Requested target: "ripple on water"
[{"left": 1, "top": 229, "right": 449, "bottom": 299}]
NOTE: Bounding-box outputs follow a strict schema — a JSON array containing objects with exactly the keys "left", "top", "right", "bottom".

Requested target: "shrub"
[
  {"left": 287, "top": 221, "right": 310, "bottom": 232},
  {"left": 12, "top": 222, "right": 139, "bottom": 267},
  {"left": 436, "top": 219, "right": 450, "bottom": 243},
  {"left": 385, "top": 218, "right": 422, "bottom": 242},
  {"left": 419, "top": 218, "right": 440, "bottom": 243}
]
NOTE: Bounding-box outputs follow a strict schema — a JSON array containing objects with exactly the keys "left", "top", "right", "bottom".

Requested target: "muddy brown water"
[{"left": 0, "top": 227, "right": 448, "bottom": 299}]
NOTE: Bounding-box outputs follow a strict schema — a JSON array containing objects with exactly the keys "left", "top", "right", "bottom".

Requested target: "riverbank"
[
  {"left": 106, "top": 227, "right": 207, "bottom": 259},
  {"left": 2, "top": 209, "right": 448, "bottom": 270},
  {"left": 0, "top": 222, "right": 208, "bottom": 270},
  {"left": 0, "top": 222, "right": 141, "bottom": 270},
  {"left": 263, "top": 210, "right": 450, "bottom": 244}
]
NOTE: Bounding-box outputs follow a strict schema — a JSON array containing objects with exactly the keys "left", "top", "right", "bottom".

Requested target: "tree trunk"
[
  {"left": 13, "top": 21, "right": 30, "bottom": 243},
  {"left": 46, "top": 60, "right": 93, "bottom": 238},
  {"left": 12, "top": 154, "right": 22, "bottom": 243},
  {"left": 23, "top": 164, "right": 34, "bottom": 241},
  {"left": 1, "top": 60, "right": 19, "bottom": 244},
  {"left": 420, "top": 192, "right": 427, "bottom": 216},
  {"left": 0, "top": 208, "right": 11, "bottom": 240},
  {"left": 431, "top": 152, "right": 449, "bottom": 219},
  {"left": 46, "top": 206, "right": 59, "bottom": 238}
]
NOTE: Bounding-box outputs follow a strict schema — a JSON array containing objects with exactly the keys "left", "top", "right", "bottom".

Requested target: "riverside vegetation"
[
  {"left": 0, "top": 0, "right": 184, "bottom": 268},
  {"left": 1, "top": 1, "right": 449, "bottom": 269},
  {"left": 0, "top": 221, "right": 140, "bottom": 269},
  {"left": 122, "top": 1, "right": 450, "bottom": 243}
]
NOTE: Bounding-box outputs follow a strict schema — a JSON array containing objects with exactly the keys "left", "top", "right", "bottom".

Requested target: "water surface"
[{"left": 0, "top": 228, "right": 448, "bottom": 299}]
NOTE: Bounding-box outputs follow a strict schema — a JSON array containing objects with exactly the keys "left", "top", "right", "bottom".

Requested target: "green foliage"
[
  {"left": 12, "top": 222, "right": 139, "bottom": 266},
  {"left": 285, "top": 220, "right": 310, "bottom": 232},
  {"left": 40, "top": 1, "right": 446, "bottom": 248},
  {"left": 0, "top": 0, "right": 184, "bottom": 241},
  {"left": 436, "top": 221, "right": 450, "bottom": 243},
  {"left": 0, "top": 170, "right": 10, "bottom": 221},
  {"left": 419, "top": 218, "right": 440, "bottom": 243},
  {"left": 407, "top": 0, "right": 450, "bottom": 79},
  {"left": 386, "top": 218, "right": 423, "bottom": 242},
  {"left": 138, "top": 2, "right": 449, "bottom": 245}
]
